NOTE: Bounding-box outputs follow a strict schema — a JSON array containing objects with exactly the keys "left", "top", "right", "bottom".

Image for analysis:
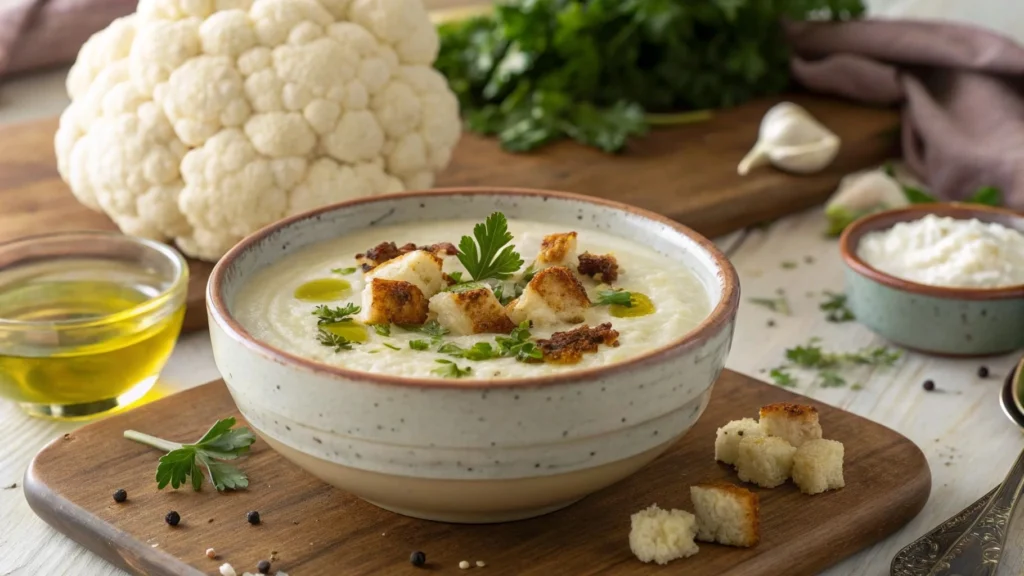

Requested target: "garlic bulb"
[
  {"left": 823, "top": 167, "right": 909, "bottom": 236},
  {"left": 737, "top": 102, "right": 840, "bottom": 176}
]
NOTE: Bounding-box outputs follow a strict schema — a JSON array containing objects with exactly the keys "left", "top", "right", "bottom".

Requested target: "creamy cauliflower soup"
[{"left": 234, "top": 214, "right": 711, "bottom": 379}]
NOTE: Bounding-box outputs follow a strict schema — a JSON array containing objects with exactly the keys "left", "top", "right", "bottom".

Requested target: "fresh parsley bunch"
[{"left": 436, "top": 0, "right": 865, "bottom": 153}]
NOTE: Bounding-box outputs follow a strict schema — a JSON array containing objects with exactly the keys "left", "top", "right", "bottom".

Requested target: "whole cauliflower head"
[{"left": 55, "top": 0, "right": 461, "bottom": 261}]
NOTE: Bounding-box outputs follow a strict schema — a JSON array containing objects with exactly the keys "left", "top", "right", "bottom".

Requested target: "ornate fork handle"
[{"left": 926, "top": 447, "right": 1024, "bottom": 576}]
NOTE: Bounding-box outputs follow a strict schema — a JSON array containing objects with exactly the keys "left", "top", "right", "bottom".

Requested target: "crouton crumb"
[
  {"left": 577, "top": 252, "right": 619, "bottom": 282},
  {"left": 362, "top": 279, "right": 429, "bottom": 325},
  {"left": 537, "top": 232, "right": 578, "bottom": 267},
  {"left": 690, "top": 481, "right": 760, "bottom": 547},
  {"left": 537, "top": 323, "right": 619, "bottom": 364}
]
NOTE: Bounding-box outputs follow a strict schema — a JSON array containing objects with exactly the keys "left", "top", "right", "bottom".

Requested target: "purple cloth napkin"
[
  {"left": 785, "top": 19, "right": 1024, "bottom": 210},
  {"left": 0, "top": 0, "right": 135, "bottom": 77}
]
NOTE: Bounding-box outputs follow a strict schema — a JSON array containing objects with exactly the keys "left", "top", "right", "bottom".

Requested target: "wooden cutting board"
[
  {"left": 0, "top": 96, "right": 898, "bottom": 333},
  {"left": 24, "top": 370, "right": 930, "bottom": 576}
]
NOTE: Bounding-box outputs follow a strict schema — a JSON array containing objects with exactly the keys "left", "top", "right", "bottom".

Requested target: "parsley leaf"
[
  {"left": 433, "top": 359, "right": 473, "bottom": 378},
  {"left": 457, "top": 212, "right": 524, "bottom": 281},
  {"left": 595, "top": 289, "right": 632, "bottom": 307},
  {"left": 819, "top": 291, "right": 855, "bottom": 323},
  {"left": 331, "top": 267, "right": 357, "bottom": 275},
  {"left": 318, "top": 329, "right": 354, "bottom": 351},
  {"left": 749, "top": 295, "right": 791, "bottom": 316},
  {"left": 312, "top": 303, "right": 360, "bottom": 325},
  {"left": 969, "top": 186, "right": 1002, "bottom": 206},
  {"left": 818, "top": 370, "right": 846, "bottom": 388},
  {"left": 383, "top": 342, "right": 400, "bottom": 351},
  {"left": 409, "top": 340, "right": 430, "bottom": 351},
  {"left": 496, "top": 321, "right": 543, "bottom": 362},
  {"left": 769, "top": 367, "right": 796, "bottom": 388},
  {"left": 372, "top": 323, "right": 391, "bottom": 336},
  {"left": 124, "top": 417, "right": 255, "bottom": 492},
  {"left": 768, "top": 338, "right": 902, "bottom": 387}
]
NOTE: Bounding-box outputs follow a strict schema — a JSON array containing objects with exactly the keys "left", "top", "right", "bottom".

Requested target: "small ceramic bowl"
[
  {"left": 839, "top": 203, "right": 1024, "bottom": 356},
  {"left": 208, "top": 188, "right": 739, "bottom": 523}
]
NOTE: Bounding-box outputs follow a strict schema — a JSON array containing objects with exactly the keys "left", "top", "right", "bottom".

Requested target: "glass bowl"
[{"left": 0, "top": 231, "right": 188, "bottom": 420}]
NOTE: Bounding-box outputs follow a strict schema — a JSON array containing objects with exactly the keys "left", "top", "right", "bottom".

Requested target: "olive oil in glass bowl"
[{"left": 0, "top": 232, "right": 188, "bottom": 420}]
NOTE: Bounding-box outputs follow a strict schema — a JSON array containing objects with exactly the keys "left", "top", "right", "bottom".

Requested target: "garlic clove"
[
  {"left": 823, "top": 167, "right": 909, "bottom": 236},
  {"left": 738, "top": 102, "right": 841, "bottom": 176}
]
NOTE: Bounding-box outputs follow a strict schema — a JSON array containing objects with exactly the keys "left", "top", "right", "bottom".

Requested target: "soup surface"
[{"left": 234, "top": 219, "right": 711, "bottom": 379}]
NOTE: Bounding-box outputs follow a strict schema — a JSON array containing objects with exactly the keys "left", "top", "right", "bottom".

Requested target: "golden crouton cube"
[
  {"left": 365, "top": 250, "right": 445, "bottom": 298},
  {"left": 714, "top": 418, "right": 763, "bottom": 466},
  {"left": 507, "top": 266, "right": 590, "bottom": 327},
  {"left": 758, "top": 403, "right": 823, "bottom": 448},
  {"left": 735, "top": 436, "right": 796, "bottom": 489},
  {"left": 429, "top": 287, "right": 515, "bottom": 335},
  {"left": 690, "top": 481, "right": 760, "bottom": 548},
  {"left": 536, "top": 232, "right": 578, "bottom": 268},
  {"left": 361, "top": 278, "right": 428, "bottom": 325},
  {"left": 792, "top": 439, "right": 845, "bottom": 495},
  {"left": 629, "top": 504, "right": 699, "bottom": 565}
]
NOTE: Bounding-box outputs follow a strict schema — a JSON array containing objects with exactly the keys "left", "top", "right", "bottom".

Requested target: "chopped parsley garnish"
[
  {"left": 457, "top": 212, "right": 524, "bottom": 281},
  {"left": 447, "top": 271, "right": 464, "bottom": 283},
  {"left": 372, "top": 324, "right": 391, "bottom": 336},
  {"left": 768, "top": 338, "right": 901, "bottom": 388},
  {"left": 595, "top": 289, "right": 633, "bottom": 307},
  {"left": 433, "top": 359, "right": 472, "bottom": 378},
  {"left": 438, "top": 341, "right": 499, "bottom": 361},
  {"left": 123, "top": 417, "right": 255, "bottom": 492},
  {"left": 331, "top": 267, "right": 357, "bottom": 275},
  {"left": 749, "top": 295, "right": 791, "bottom": 316},
  {"left": 318, "top": 329, "right": 354, "bottom": 351},
  {"left": 444, "top": 281, "right": 489, "bottom": 293},
  {"left": 312, "top": 303, "right": 360, "bottom": 325},
  {"left": 819, "top": 291, "right": 855, "bottom": 323},
  {"left": 496, "top": 321, "right": 543, "bottom": 362},
  {"left": 383, "top": 343, "right": 400, "bottom": 351},
  {"left": 398, "top": 320, "right": 450, "bottom": 345},
  {"left": 409, "top": 340, "right": 430, "bottom": 351}
]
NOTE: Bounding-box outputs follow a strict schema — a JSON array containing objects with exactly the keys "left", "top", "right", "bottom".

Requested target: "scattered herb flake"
[
  {"left": 769, "top": 367, "right": 797, "bottom": 388},
  {"left": 331, "top": 267, "right": 357, "bottom": 275},
  {"left": 595, "top": 289, "right": 633, "bottom": 307},
  {"left": 781, "top": 261, "right": 797, "bottom": 269},
  {"left": 819, "top": 291, "right": 855, "bottom": 323},
  {"left": 409, "top": 340, "right": 430, "bottom": 351},
  {"left": 818, "top": 370, "right": 846, "bottom": 388},
  {"left": 496, "top": 321, "right": 543, "bottom": 362},
  {"left": 123, "top": 418, "right": 255, "bottom": 492},
  {"left": 767, "top": 339, "right": 901, "bottom": 388},
  {"left": 312, "top": 303, "right": 360, "bottom": 325},
  {"left": 749, "top": 295, "right": 791, "bottom": 316},
  {"left": 433, "top": 359, "right": 472, "bottom": 378},
  {"left": 457, "top": 212, "right": 524, "bottom": 281},
  {"left": 383, "top": 343, "right": 400, "bottom": 351},
  {"left": 851, "top": 383, "right": 864, "bottom": 391},
  {"left": 372, "top": 324, "right": 391, "bottom": 336},
  {"left": 317, "top": 329, "right": 354, "bottom": 351}
]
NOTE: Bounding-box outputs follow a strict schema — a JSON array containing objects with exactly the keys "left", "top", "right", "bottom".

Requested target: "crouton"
[
  {"left": 360, "top": 278, "right": 429, "bottom": 325},
  {"left": 507, "top": 266, "right": 590, "bottom": 326},
  {"left": 714, "top": 418, "right": 763, "bottom": 466},
  {"left": 792, "top": 439, "right": 845, "bottom": 495},
  {"left": 365, "top": 250, "right": 446, "bottom": 298},
  {"left": 536, "top": 322, "right": 619, "bottom": 364},
  {"left": 629, "top": 504, "right": 699, "bottom": 565},
  {"left": 577, "top": 252, "right": 619, "bottom": 282},
  {"left": 735, "top": 436, "right": 796, "bottom": 489},
  {"left": 758, "top": 403, "right": 822, "bottom": 448},
  {"left": 536, "top": 232, "right": 578, "bottom": 269},
  {"left": 429, "top": 287, "right": 515, "bottom": 335},
  {"left": 690, "top": 481, "right": 760, "bottom": 547},
  {"left": 357, "top": 241, "right": 457, "bottom": 271}
]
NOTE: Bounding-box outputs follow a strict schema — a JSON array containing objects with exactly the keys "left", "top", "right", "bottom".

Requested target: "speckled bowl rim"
[
  {"left": 208, "top": 187, "right": 740, "bottom": 390},
  {"left": 839, "top": 203, "right": 1024, "bottom": 300}
]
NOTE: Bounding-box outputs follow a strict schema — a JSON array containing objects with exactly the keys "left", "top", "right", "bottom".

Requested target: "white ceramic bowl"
[{"left": 208, "top": 188, "right": 740, "bottom": 523}]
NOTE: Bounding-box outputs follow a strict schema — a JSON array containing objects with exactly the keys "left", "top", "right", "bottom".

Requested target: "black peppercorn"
[
  {"left": 247, "top": 510, "right": 261, "bottom": 525},
  {"left": 923, "top": 379, "right": 935, "bottom": 391},
  {"left": 978, "top": 366, "right": 990, "bottom": 378},
  {"left": 257, "top": 560, "right": 271, "bottom": 574},
  {"left": 410, "top": 551, "right": 427, "bottom": 567},
  {"left": 112, "top": 489, "right": 127, "bottom": 503},
  {"left": 165, "top": 511, "right": 180, "bottom": 526}
]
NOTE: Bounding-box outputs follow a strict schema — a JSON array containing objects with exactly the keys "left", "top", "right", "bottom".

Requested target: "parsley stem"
[{"left": 123, "top": 430, "right": 183, "bottom": 453}]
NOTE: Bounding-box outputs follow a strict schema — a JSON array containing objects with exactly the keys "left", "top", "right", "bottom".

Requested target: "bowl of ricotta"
[
  {"left": 208, "top": 188, "right": 739, "bottom": 523},
  {"left": 840, "top": 203, "right": 1024, "bottom": 356}
]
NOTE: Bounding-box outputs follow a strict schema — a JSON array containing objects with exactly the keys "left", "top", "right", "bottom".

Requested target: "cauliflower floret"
[
  {"left": 55, "top": 0, "right": 461, "bottom": 261},
  {"left": 361, "top": 278, "right": 428, "bottom": 325},
  {"left": 507, "top": 266, "right": 591, "bottom": 327},
  {"left": 429, "top": 287, "right": 515, "bottom": 336},
  {"left": 365, "top": 250, "right": 445, "bottom": 298}
]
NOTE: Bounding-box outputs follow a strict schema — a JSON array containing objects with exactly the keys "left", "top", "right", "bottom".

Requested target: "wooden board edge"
[{"left": 23, "top": 435, "right": 203, "bottom": 576}]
